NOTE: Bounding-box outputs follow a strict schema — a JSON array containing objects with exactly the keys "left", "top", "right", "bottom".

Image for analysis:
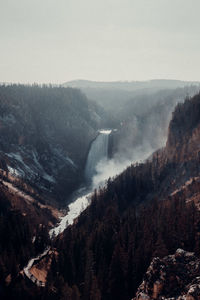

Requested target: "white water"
[
  {"left": 24, "top": 130, "right": 112, "bottom": 286},
  {"left": 99, "top": 130, "right": 112, "bottom": 134},
  {"left": 49, "top": 191, "right": 92, "bottom": 237},
  {"left": 85, "top": 130, "right": 111, "bottom": 182},
  {"left": 49, "top": 129, "right": 112, "bottom": 238}
]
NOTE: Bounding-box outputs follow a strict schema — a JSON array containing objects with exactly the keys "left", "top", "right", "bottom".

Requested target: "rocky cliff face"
[
  {"left": 133, "top": 94, "right": 200, "bottom": 300},
  {"left": 32, "top": 92, "right": 200, "bottom": 300},
  {"left": 135, "top": 249, "right": 200, "bottom": 300},
  {"left": 108, "top": 87, "right": 199, "bottom": 161},
  {"left": 0, "top": 85, "right": 107, "bottom": 205},
  {"left": 3, "top": 91, "right": 200, "bottom": 299},
  {"left": 0, "top": 177, "right": 59, "bottom": 289}
]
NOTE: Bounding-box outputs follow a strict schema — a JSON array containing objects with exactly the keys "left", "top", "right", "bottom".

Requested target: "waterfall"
[
  {"left": 85, "top": 130, "right": 111, "bottom": 183},
  {"left": 49, "top": 129, "right": 112, "bottom": 238}
]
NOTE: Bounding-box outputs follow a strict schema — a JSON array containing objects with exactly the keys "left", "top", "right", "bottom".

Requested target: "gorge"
[
  {"left": 1, "top": 84, "right": 200, "bottom": 300},
  {"left": 24, "top": 129, "right": 114, "bottom": 285},
  {"left": 50, "top": 129, "right": 112, "bottom": 237}
]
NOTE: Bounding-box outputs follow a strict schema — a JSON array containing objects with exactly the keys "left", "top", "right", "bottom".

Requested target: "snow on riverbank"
[{"left": 49, "top": 192, "right": 92, "bottom": 238}]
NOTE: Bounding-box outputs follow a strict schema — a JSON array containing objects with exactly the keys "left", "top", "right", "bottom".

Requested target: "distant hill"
[
  {"left": 63, "top": 79, "right": 200, "bottom": 91},
  {"left": 63, "top": 79, "right": 200, "bottom": 112}
]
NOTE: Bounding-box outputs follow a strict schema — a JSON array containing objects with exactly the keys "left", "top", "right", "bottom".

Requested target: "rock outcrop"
[
  {"left": 3, "top": 91, "right": 200, "bottom": 299},
  {"left": 135, "top": 249, "right": 200, "bottom": 300},
  {"left": 0, "top": 85, "right": 107, "bottom": 204}
]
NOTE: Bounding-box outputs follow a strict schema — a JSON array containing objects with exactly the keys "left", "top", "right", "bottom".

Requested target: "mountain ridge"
[
  {"left": 14, "top": 92, "right": 200, "bottom": 300},
  {"left": 0, "top": 84, "right": 110, "bottom": 205},
  {"left": 2, "top": 89, "right": 200, "bottom": 300},
  {"left": 63, "top": 79, "right": 200, "bottom": 90}
]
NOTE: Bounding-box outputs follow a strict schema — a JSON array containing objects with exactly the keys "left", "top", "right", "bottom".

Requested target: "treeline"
[
  {"left": 44, "top": 183, "right": 199, "bottom": 300},
  {"left": 0, "top": 84, "right": 102, "bottom": 161},
  {"left": 168, "top": 92, "right": 200, "bottom": 147},
  {"left": 5, "top": 93, "right": 200, "bottom": 300},
  {"left": 0, "top": 84, "right": 111, "bottom": 204},
  {"left": 39, "top": 93, "right": 200, "bottom": 300},
  {"left": 0, "top": 185, "right": 51, "bottom": 299}
]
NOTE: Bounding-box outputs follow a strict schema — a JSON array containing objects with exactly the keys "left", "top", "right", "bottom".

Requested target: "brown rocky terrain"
[
  {"left": 134, "top": 249, "right": 200, "bottom": 300},
  {"left": 0, "top": 180, "right": 56, "bottom": 294},
  {"left": 2, "top": 91, "right": 200, "bottom": 300},
  {"left": 29, "top": 249, "right": 58, "bottom": 285},
  {"left": 27, "top": 92, "right": 200, "bottom": 300}
]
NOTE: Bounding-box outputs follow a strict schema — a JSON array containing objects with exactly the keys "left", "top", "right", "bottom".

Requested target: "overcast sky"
[{"left": 1, "top": 0, "right": 200, "bottom": 84}]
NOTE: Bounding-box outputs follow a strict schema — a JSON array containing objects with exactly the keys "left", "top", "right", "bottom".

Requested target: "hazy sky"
[{"left": 1, "top": 0, "right": 200, "bottom": 83}]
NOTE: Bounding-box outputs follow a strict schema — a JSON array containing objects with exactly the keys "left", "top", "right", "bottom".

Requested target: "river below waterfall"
[
  {"left": 24, "top": 127, "right": 152, "bottom": 286},
  {"left": 49, "top": 129, "right": 112, "bottom": 238},
  {"left": 49, "top": 188, "right": 92, "bottom": 237}
]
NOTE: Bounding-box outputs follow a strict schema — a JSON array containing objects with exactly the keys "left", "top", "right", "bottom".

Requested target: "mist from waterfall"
[
  {"left": 49, "top": 129, "right": 112, "bottom": 237},
  {"left": 50, "top": 127, "right": 156, "bottom": 238},
  {"left": 85, "top": 130, "right": 111, "bottom": 185}
]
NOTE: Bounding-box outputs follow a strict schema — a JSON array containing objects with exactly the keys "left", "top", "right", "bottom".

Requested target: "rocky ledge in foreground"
[{"left": 134, "top": 249, "right": 200, "bottom": 300}]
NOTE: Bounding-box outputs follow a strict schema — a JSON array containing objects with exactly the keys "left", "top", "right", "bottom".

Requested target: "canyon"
[{"left": 1, "top": 84, "right": 200, "bottom": 300}]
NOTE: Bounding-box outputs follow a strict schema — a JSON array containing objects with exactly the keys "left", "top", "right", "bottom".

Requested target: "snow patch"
[
  {"left": 32, "top": 151, "right": 43, "bottom": 171},
  {"left": 7, "top": 151, "right": 56, "bottom": 183},
  {"left": 42, "top": 173, "right": 55, "bottom": 183},
  {"left": 7, "top": 152, "right": 24, "bottom": 162},
  {"left": 7, "top": 166, "right": 21, "bottom": 177},
  {"left": 7, "top": 152, "right": 35, "bottom": 176},
  {"left": 66, "top": 156, "right": 76, "bottom": 168}
]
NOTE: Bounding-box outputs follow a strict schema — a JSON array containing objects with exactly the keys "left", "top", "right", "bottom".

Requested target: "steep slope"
[
  {"left": 63, "top": 81, "right": 200, "bottom": 167},
  {"left": 166, "top": 93, "right": 200, "bottom": 162},
  {"left": 134, "top": 249, "right": 200, "bottom": 300},
  {"left": 4, "top": 92, "right": 200, "bottom": 300},
  {"left": 38, "top": 92, "right": 200, "bottom": 300},
  {"left": 109, "top": 86, "right": 200, "bottom": 160},
  {"left": 0, "top": 178, "right": 59, "bottom": 297},
  {"left": 0, "top": 84, "right": 108, "bottom": 205}
]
